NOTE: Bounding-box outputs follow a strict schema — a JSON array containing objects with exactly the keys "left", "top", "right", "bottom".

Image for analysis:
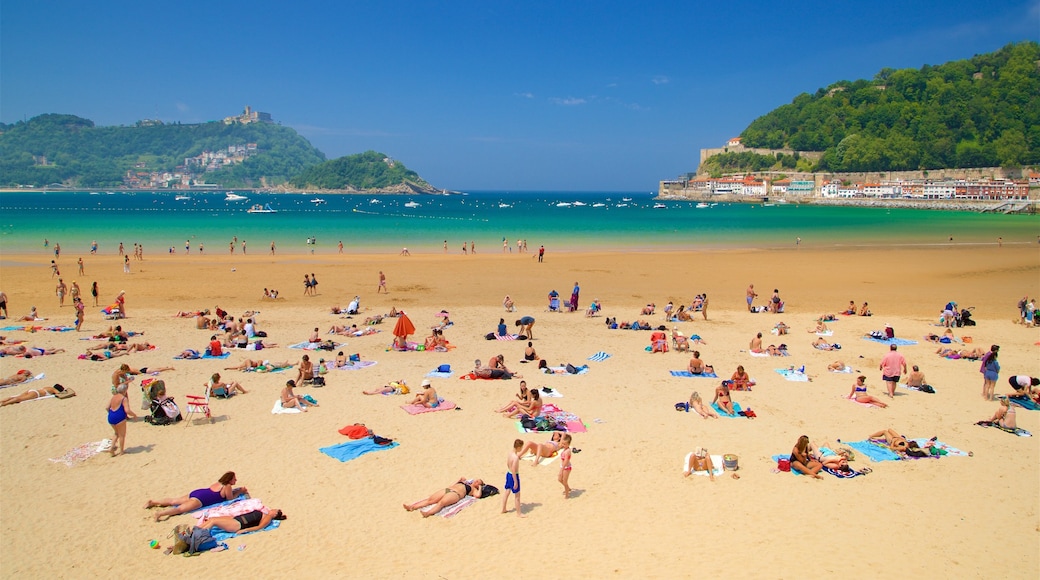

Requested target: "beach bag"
[
  {"left": 311, "top": 376, "right": 326, "bottom": 387},
  {"left": 675, "top": 402, "right": 689, "bottom": 412},
  {"left": 520, "top": 417, "right": 537, "bottom": 430},
  {"left": 437, "top": 364, "right": 451, "bottom": 373},
  {"left": 777, "top": 458, "right": 791, "bottom": 472},
  {"left": 479, "top": 484, "right": 499, "bottom": 498},
  {"left": 349, "top": 353, "right": 361, "bottom": 362},
  {"left": 372, "top": 435, "right": 394, "bottom": 446},
  {"left": 485, "top": 332, "right": 495, "bottom": 340},
  {"left": 920, "top": 384, "right": 935, "bottom": 394},
  {"left": 173, "top": 524, "right": 217, "bottom": 555},
  {"left": 565, "top": 363, "right": 578, "bottom": 374}
]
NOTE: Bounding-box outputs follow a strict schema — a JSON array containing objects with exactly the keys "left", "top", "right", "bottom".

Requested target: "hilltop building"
[{"left": 223, "top": 106, "right": 273, "bottom": 125}]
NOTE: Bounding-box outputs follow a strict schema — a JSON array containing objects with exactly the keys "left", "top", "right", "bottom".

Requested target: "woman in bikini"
[
  {"left": 146, "top": 472, "right": 248, "bottom": 521},
  {"left": 495, "top": 381, "right": 531, "bottom": 413},
  {"left": 106, "top": 383, "right": 137, "bottom": 457},
  {"left": 208, "top": 373, "right": 248, "bottom": 397},
  {"left": 730, "top": 365, "right": 751, "bottom": 391},
  {"left": 790, "top": 435, "right": 823, "bottom": 479},
  {"left": 712, "top": 382, "right": 735, "bottom": 416},
  {"left": 502, "top": 389, "right": 541, "bottom": 419},
  {"left": 687, "top": 391, "right": 718, "bottom": 419},
  {"left": 523, "top": 341, "right": 539, "bottom": 362},
  {"left": 984, "top": 397, "right": 1016, "bottom": 429},
  {"left": 869, "top": 429, "right": 910, "bottom": 453},
  {"left": 517, "top": 431, "right": 563, "bottom": 465},
  {"left": 0, "top": 369, "right": 34, "bottom": 387},
  {"left": 199, "top": 508, "right": 286, "bottom": 534},
  {"left": 2, "top": 383, "right": 73, "bottom": 406},
  {"left": 848, "top": 375, "right": 887, "bottom": 408},
  {"left": 404, "top": 478, "right": 485, "bottom": 517}
]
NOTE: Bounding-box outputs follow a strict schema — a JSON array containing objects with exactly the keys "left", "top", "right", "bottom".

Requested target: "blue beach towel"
[
  {"left": 711, "top": 401, "right": 743, "bottom": 417},
  {"left": 843, "top": 440, "right": 903, "bottom": 462},
  {"left": 863, "top": 337, "right": 919, "bottom": 346},
  {"left": 319, "top": 437, "right": 399, "bottom": 462},
  {"left": 670, "top": 370, "right": 718, "bottom": 378},
  {"left": 209, "top": 519, "right": 282, "bottom": 541},
  {"left": 202, "top": 352, "right": 232, "bottom": 359},
  {"left": 587, "top": 351, "right": 612, "bottom": 362},
  {"left": 1009, "top": 397, "right": 1040, "bottom": 411}
]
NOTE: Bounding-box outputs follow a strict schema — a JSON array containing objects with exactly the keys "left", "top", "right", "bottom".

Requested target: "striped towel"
[
  {"left": 670, "top": 370, "right": 718, "bottom": 378},
  {"left": 427, "top": 494, "right": 476, "bottom": 519},
  {"left": 587, "top": 351, "right": 611, "bottom": 362},
  {"left": 495, "top": 334, "right": 518, "bottom": 341}
]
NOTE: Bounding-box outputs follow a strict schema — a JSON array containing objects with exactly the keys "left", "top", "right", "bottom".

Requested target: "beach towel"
[
  {"left": 334, "top": 361, "right": 378, "bottom": 371},
  {"left": 711, "top": 401, "right": 743, "bottom": 418},
  {"left": 244, "top": 365, "right": 292, "bottom": 373},
  {"left": 49, "top": 439, "right": 112, "bottom": 467},
  {"left": 0, "top": 372, "right": 45, "bottom": 390},
  {"left": 587, "top": 351, "right": 612, "bottom": 362},
  {"left": 910, "top": 438, "right": 970, "bottom": 457},
  {"left": 975, "top": 421, "right": 1032, "bottom": 437},
  {"left": 319, "top": 437, "right": 399, "bottom": 462},
  {"left": 200, "top": 351, "right": 230, "bottom": 359},
  {"left": 670, "top": 370, "right": 718, "bottom": 378},
  {"left": 549, "top": 365, "right": 589, "bottom": 375},
  {"left": 749, "top": 351, "right": 771, "bottom": 357},
  {"left": 419, "top": 494, "right": 476, "bottom": 519},
  {"left": 1009, "top": 397, "right": 1040, "bottom": 411},
  {"left": 830, "top": 366, "right": 854, "bottom": 373},
  {"left": 814, "top": 330, "right": 834, "bottom": 337},
  {"left": 425, "top": 370, "right": 454, "bottom": 378},
  {"left": 822, "top": 466, "right": 866, "bottom": 479},
  {"left": 843, "top": 440, "right": 903, "bottom": 462},
  {"left": 271, "top": 400, "right": 304, "bottom": 414},
  {"left": 401, "top": 400, "right": 457, "bottom": 414},
  {"left": 775, "top": 369, "right": 809, "bottom": 382},
  {"left": 863, "top": 337, "right": 918, "bottom": 346},
  {"left": 683, "top": 453, "right": 725, "bottom": 477},
  {"left": 289, "top": 341, "right": 344, "bottom": 350},
  {"left": 495, "top": 334, "right": 519, "bottom": 341},
  {"left": 521, "top": 451, "right": 558, "bottom": 465}
]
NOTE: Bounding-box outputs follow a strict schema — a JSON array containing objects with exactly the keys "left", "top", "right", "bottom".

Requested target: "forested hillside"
[
  {"left": 289, "top": 151, "right": 433, "bottom": 191},
  {"left": 708, "top": 41, "right": 1039, "bottom": 174}
]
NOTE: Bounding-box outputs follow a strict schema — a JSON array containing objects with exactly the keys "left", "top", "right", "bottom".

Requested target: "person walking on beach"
[
  {"left": 538, "top": 245, "right": 544, "bottom": 262},
  {"left": 270, "top": 241, "right": 275, "bottom": 255},
  {"left": 502, "top": 439, "right": 525, "bottom": 517},
  {"left": 879, "top": 344, "right": 907, "bottom": 398},
  {"left": 0, "top": 291, "right": 7, "bottom": 319},
  {"left": 443, "top": 240, "right": 447, "bottom": 253},
  {"left": 77, "top": 258, "right": 85, "bottom": 276},
  {"left": 56, "top": 279, "right": 67, "bottom": 307},
  {"left": 91, "top": 240, "right": 98, "bottom": 255},
  {"left": 106, "top": 383, "right": 137, "bottom": 457},
  {"left": 462, "top": 242, "right": 467, "bottom": 255},
  {"left": 377, "top": 271, "right": 387, "bottom": 294},
  {"left": 51, "top": 261, "right": 59, "bottom": 278},
  {"left": 118, "top": 242, "right": 124, "bottom": 255},
  {"left": 746, "top": 284, "right": 757, "bottom": 312},
  {"left": 74, "top": 296, "right": 85, "bottom": 331},
  {"left": 185, "top": 240, "right": 190, "bottom": 254},
  {"left": 338, "top": 241, "right": 344, "bottom": 254},
  {"left": 470, "top": 241, "right": 475, "bottom": 254},
  {"left": 91, "top": 282, "right": 99, "bottom": 307},
  {"left": 242, "top": 240, "right": 246, "bottom": 254},
  {"left": 123, "top": 254, "right": 130, "bottom": 274}
]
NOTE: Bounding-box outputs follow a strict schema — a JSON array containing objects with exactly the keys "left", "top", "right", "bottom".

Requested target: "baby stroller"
[
  {"left": 144, "top": 380, "right": 182, "bottom": 425},
  {"left": 956, "top": 307, "right": 976, "bottom": 327}
]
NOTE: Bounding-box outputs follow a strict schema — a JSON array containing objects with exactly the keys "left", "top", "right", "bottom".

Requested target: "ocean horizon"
[{"left": 0, "top": 190, "right": 1036, "bottom": 256}]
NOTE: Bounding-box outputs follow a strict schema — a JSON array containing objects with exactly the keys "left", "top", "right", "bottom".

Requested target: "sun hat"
[{"left": 421, "top": 378, "right": 432, "bottom": 388}]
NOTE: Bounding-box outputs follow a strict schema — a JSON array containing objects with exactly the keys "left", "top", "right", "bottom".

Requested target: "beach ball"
[{"left": 149, "top": 540, "right": 160, "bottom": 549}]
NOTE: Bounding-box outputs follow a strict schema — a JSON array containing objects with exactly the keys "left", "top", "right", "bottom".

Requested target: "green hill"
[
  {"left": 0, "top": 114, "right": 326, "bottom": 188},
  {"left": 288, "top": 150, "right": 436, "bottom": 192},
  {"left": 703, "top": 41, "right": 1039, "bottom": 174}
]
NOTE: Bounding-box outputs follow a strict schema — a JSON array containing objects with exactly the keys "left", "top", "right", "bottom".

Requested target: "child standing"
[
  {"left": 558, "top": 434, "right": 573, "bottom": 499},
  {"left": 502, "top": 439, "right": 525, "bottom": 517}
]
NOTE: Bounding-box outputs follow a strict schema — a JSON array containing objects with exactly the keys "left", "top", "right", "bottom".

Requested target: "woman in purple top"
[{"left": 145, "top": 471, "right": 248, "bottom": 521}]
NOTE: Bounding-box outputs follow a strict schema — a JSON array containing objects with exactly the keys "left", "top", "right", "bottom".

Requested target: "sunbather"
[
  {"left": 199, "top": 508, "right": 286, "bottom": 534},
  {"left": 790, "top": 435, "right": 823, "bottom": 479},
  {"left": 517, "top": 432, "right": 563, "bottom": 465},
  {"left": 145, "top": 471, "right": 248, "bottom": 522},
  {"left": 849, "top": 375, "right": 887, "bottom": 408},
  {"left": 403, "top": 477, "right": 486, "bottom": 517},
  {"left": 812, "top": 337, "right": 839, "bottom": 351},
  {"left": 984, "top": 397, "right": 1016, "bottom": 429},
  {"left": 868, "top": 429, "right": 909, "bottom": 452},
  {"left": 827, "top": 360, "right": 848, "bottom": 371},
  {"left": 687, "top": 391, "right": 718, "bottom": 419},
  {"left": 280, "top": 380, "right": 311, "bottom": 411},
  {"left": 1, "top": 383, "right": 74, "bottom": 406},
  {"left": 808, "top": 321, "right": 829, "bottom": 333},
  {"left": 712, "top": 383, "right": 735, "bottom": 416},
  {"left": 408, "top": 379, "right": 440, "bottom": 408},
  {"left": 730, "top": 365, "right": 752, "bottom": 391},
  {"left": 2, "top": 345, "right": 65, "bottom": 357},
  {"left": 224, "top": 359, "right": 292, "bottom": 372},
  {"left": 363, "top": 380, "right": 409, "bottom": 395},
  {"left": 749, "top": 333, "right": 764, "bottom": 353},
  {"left": 688, "top": 351, "right": 713, "bottom": 375},
  {"left": 683, "top": 447, "right": 716, "bottom": 480},
  {"left": 1, "top": 369, "right": 34, "bottom": 386},
  {"left": 503, "top": 389, "right": 541, "bottom": 419},
  {"left": 208, "top": 373, "right": 248, "bottom": 397}
]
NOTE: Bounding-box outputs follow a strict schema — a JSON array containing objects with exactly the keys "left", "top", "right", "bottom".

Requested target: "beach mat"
[
  {"left": 271, "top": 400, "right": 312, "bottom": 414},
  {"left": 495, "top": 334, "right": 519, "bottom": 341},
  {"left": 711, "top": 401, "right": 744, "bottom": 418},
  {"left": 775, "top": 369, "right": 809, "bottom": 382},
  {"left": 49, "top": 439, "right": 112, "bottom": 467},
  {"left": 334, "top": 361, "right": 377, "bottom": 370},
  {"left": 831, "top": 366, "right": 854, "bottom": 373},
  {"left": 319, "top": 437, "right": 399, "bottom": 462},
  {"left": 975, "top": 421, "right": 1032, "bottom": 437},
  {"left": 1009, "top": 397, "right": 1040, "bottom": 411},
  {"left": 587, "top": 351, "right": 612, "bottom": 362},
  {"left": 822, "top": 466, "right": 866, "bottom": 479},
  {"left": 843, "top": 440, "right": 903, "bottom": 462},
  {"left": 863, "top": 337, "right": 919, "bottom": 346},
  {"left": 682, "top": 453, "right": 725, "bottom": 477},
  {"left": 670, "top": 370, "right": 718, "bottom": 378},
  {"left": 425, "top": 370, "right": 454, "bottom": 378},
  {"left": 401, "top": 400, "right": 456, "bottom": 414},
  {"left": 202, "top": 352, "right": 231, "bottom": 359}
]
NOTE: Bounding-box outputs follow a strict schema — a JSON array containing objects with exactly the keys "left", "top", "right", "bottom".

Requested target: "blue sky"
[{"left": 2, "top": 1, "right": 1037, "bottom": 191}]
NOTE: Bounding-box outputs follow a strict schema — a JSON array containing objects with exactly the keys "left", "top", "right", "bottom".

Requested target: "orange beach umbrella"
[{"left": 392, "top": 313, "right": 415, "bottom": 338}]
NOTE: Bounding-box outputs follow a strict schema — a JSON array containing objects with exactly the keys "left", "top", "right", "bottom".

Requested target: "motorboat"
[
  {"left": 369, "top": 198, "right": 383, "bottom": 204},
  {"left": 592, "top": 203, "right": 606, "bottom": 207},
  {"left": 225, "top": 192, "right": 248, "bottom": 201},
  {"left": 556, "top": 202, "right": 572, "bottom": 207},
  {"left": 653, "top": 203, "right": 667, "bottom": 209},
  {"left": 175, "top": 195, "right": 191, "bottom": 201},
  {"left": 247, "top": 203, "right": 277, "bottom": 213},
  {"left": 572, "top": 201, "right": 587, "bottom": 206},
  {"left": 311, "top": 198, "right": 327, "bottom": 204},
  {"left": 615, "top": 203, "right": 628, "bottom": 207},
  {"left": 498, "top": 203, "right": 512, "bottom": 208},
  {"left": 404, "top": 201, "right": 420, "bottom": 208},
  {"left": 622, "top": 197, "right": 632, "bottom": 202},
  {"left": 696, "top": 203, "right": 709, "bottom": 209}
]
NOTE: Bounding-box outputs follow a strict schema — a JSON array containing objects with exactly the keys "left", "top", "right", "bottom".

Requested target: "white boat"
[
  {"left": 653, "top": 203, "right": 666, "bottom": 209},
  {"left": 622, "top": 197, "right": 632, "bottom": 202},
  {"left": 592, "top": 203, "right": 606, "bottom": 208},
  {"left": 615, "top": 203, "right": 628, "bottom": 207},
  {"left": 498, "top": 203, "right": 512, "bottom": 208},
  {"left": 369, "top": 199, "right": 383, "bottom": 204},
  {"left": 572, "top": 201, "right": 587, "bottom": 206},
  {"left": 247, "top": 203, "right": 277, "bottom": 214},
  {"left": 225, "top": 192, "right": 248, "bottom": 201},
  {"left": 310, "top": 198, "right": 326, "bottom": 204},
  {"left": 404, "top": 201, "right": 420, "bottom": 208},
  {"left": 696, "top": 203, "right": 709, "bottom": 209},
  {"left": 556, "top": 202, "right": 572, "bottom": 207},
  {"left": 763, "top": 202, "right": 776, "bottom": 207},
  {"left": 175, "top": 195, "right": 191, "bottom": 201}
]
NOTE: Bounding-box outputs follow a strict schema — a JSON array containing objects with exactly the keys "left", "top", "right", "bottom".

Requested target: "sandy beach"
[{"left": 1, "top": 244, "right": 1038, "bottom": 578}]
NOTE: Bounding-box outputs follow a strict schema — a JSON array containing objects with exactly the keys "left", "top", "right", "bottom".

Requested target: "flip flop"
[{"left": 860, "top": 467, "right": 872, "bottom": 474}]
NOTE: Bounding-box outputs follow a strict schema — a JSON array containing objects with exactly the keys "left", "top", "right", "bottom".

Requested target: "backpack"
[
  {"left": 565, "top": 363, "right": 578, "bottom": 374},
  {"left": 173, "top": 524, "right": 218, "bottom": 555},
  {"left": 485, "top": 332, "right": 495, "bottom": 340}
]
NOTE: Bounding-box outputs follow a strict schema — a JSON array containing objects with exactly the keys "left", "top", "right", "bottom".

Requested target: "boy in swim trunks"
[{"left": 502, "top": 439, "right": 524, "bottom": 517}]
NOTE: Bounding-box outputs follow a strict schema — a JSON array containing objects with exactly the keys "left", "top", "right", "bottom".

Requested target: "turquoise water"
[{"left": 0, "top": 190, "right": 1036, "bottom": 254}]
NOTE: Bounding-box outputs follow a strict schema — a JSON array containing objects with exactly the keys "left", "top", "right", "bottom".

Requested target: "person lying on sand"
[
  {"left": 517, "top": 432, "right": 562, "bottom": 466},
  {"left": 199, "top": 508, "right": 286, "bottom": 535},
  {"left": 224, "top": 359, "right": 293, "bottom": 372},
  {"left": 1, "top": 383, "right": 74, "bottom": 406},
  {"left": 145, "top": 471, "right": 247, "bottom": 521},
  {"left": 403, "top": 478, "right": 485, "bottom": 517},
  {"left": 2, "top": 345, "right": 65, "bottom": 357},
  {"left": 812, "top": 337, "right": 839, "bottom": 351}
]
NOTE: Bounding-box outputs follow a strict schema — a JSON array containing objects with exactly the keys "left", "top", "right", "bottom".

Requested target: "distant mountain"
[
  {"left": 287, "top": 150, "right": 438, "bottom": 193},
  {"left": 0, "top": 113, "right": 326, "bottom": 188},
  {"left": 702, "top": 41, "right": 1039, "bottom": 174}
]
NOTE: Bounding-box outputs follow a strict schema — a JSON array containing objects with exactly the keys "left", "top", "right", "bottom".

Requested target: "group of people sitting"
[
  {"left": 843, "top": 301, "right": 872, "bottom": 316},
  {"left": 473, "top": 356, "right": 520, "bottom": 380},
  {"left": 749, "top": 332, "right": 789, "bottom": 356},
  {"left": 496, "top": 380, "right": 542, "bottom": 419}
]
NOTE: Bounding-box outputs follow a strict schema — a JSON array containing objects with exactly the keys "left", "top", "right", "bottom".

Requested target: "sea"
[{"left": 0, "top": 190, "right": 1036, "bottom": 255}]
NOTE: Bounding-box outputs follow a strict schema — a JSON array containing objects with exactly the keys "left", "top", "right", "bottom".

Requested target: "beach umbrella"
[{"left": 393, "top": 313, "right": 415, "bottom": 338}]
